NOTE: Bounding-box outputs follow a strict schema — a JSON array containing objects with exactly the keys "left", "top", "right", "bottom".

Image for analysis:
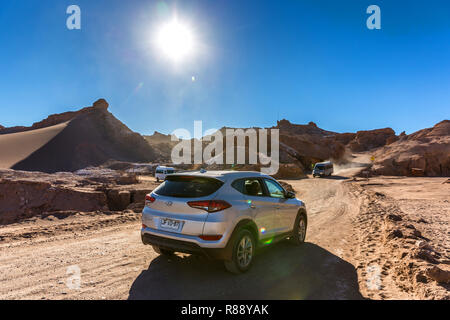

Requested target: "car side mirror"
[{"left": 285, "top": 191, "right": 296, "bottom": 199}]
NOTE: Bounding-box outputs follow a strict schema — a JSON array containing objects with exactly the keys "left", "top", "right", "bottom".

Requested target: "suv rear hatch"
[{"left": 148, "top": 175, "right": 225, "bottom": 236}]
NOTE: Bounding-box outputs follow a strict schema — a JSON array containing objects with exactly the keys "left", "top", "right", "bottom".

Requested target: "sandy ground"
[
  {"left": 351, "top": 176, "right": 450, "bottom": 299},
  {"left": 0, "top": 172, "right": 448, "bottom": 299},
  {"left": 0, "top": 122, "right": 68, "bottom": 169}
]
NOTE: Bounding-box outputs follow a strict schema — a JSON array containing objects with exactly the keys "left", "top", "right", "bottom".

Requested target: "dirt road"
[{"left": 1, "top": 173, "right": 448, "bottom": 299}]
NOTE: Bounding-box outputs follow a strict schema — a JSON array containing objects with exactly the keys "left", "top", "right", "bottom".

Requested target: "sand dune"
[
  {"left": 0, "top": 99, "right": 159, "bottom": 173},
  {"left": 0, "top": 122, "right": 68, "bottom": 169}
]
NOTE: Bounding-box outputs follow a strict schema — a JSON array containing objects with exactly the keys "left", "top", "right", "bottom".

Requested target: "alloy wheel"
[{"left": 236, "top": 235, "right": 253, "bottom": 268}]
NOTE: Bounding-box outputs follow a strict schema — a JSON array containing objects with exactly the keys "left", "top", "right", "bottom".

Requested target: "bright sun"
[{"left": 156, "top": 19, "right": 195, "bottom": 63}]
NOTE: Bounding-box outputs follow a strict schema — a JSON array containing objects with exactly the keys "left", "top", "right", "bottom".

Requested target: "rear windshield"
[{"left": 154, "top": 176, "right": 224, "bottom": 198}]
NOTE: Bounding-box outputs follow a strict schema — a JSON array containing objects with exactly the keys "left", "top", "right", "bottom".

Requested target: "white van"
[
  {"left": 313, "top": 161, "right": 333, "bottom": 177},
  {"left": 155, "top": 166, "right": 175, "bottom": 182}
]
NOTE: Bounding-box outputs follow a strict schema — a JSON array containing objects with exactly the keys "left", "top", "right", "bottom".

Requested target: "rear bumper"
[
  {"left": 141, "top": 232, "right": 232, "bottom": 261},
  {"left": 141, "top": 206, "right": 234, "bottom": 249}
]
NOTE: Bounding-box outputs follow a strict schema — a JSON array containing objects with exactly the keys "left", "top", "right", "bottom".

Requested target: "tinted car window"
[
  {"left": 154, "top": 176, "right": 223, "bottom": 198},
  {"left": 232, "top": 178, "right": 264, "bottom": 196},
  {"left": 231, "top": 179, "right": 245, "bottom": 193},
  {"left": 264, "top": 179, "right": 285, "bottom": 198}
]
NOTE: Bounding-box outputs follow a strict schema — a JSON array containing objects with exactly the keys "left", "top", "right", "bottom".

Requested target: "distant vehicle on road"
[
  {"left": 313, "top": 161, "right": 334, "bottom": 177},
  {"left": 154, "top": 166, "right": 175, "bottom": 182},
  {"left": 141, "top": 170, "right": 307, "bottom": 274}
]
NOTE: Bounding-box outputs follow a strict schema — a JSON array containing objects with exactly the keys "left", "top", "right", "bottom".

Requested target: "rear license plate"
[{"left": 160, "top": 218, "right": 181, "bottom": 231}]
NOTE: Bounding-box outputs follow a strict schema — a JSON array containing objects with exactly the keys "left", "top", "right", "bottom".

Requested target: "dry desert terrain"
[{"left": 0, "top": 169, "right": 448, "bottom": 300}]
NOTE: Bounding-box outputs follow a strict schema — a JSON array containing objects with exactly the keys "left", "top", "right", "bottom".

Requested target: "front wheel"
[
  {"left": 224, "top": 229, "right": 255, "bottom": 274},
  {"left": 290, "top": 213, "right": 307, "bottom": 246}
]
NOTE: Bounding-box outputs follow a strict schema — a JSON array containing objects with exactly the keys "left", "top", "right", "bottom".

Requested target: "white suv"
[{"left": 141, "top": 170, "right": 307, "bottom": 273}]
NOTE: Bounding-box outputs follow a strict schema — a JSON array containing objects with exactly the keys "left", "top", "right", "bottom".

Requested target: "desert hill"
[
  {"left": 1, "top": 100, "right": 448, "bottom": 177},
  {"left": 144, "top": 118, "right": 449, "bottom": 178},
  {"left": 170, "top": 119, "right": 448, "bottom": 178},
  {"left": 182, "top": 120, "right": 402, "bottom": 178},
  {"left": 276, "top": 120, "right": 449, "bottom": 177},
  {"left": 370, "top": 120, "right": 450, "bottom": 176},
  {"left": 144, "top": 131, "right": 179, "bottom": 159},
  {"left": 0, "top": 99, "right": 160, "bottom": 173}
]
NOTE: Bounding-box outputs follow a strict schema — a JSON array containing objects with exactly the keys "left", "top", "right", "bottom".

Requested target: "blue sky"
[{"left": 0, "top": 0, "right": 449, "bottom": 135}]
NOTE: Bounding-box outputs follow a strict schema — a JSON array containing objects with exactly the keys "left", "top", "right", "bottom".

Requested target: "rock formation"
[
  {"left": 0, "top": 168, "right": 156, "bottom": 224},
  {"left": 371, "top": 120, "right": 450, "bottom": 176},
  {"left": 346, "top": 128, "right": 397, "bottom": 152}
]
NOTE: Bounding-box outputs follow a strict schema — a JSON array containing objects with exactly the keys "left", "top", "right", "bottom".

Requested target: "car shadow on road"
[
  {"left": 128, "top": 242, "right": 365, "bottom": 300},
  {"left": 317, "top": 175, "right": 349, "bottom": 180}
]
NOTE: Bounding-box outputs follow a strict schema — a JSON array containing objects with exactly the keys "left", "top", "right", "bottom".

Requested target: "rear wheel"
[
  {"left": 224, "top": 229, "right": 255, "bottom": 274},
  {"left": 290, "top": 213, "right": 307, "bottom": 245},
  {"left": 156, "top": 177, "right": 160, "bottom": 182},
  {"left": 152, "top": 245, "right": 174, "bottom": 256}
]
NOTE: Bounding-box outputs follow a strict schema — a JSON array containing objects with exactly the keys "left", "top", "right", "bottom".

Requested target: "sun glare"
[{"left": 156, "top": 19, "right": 195, "bottom": 63}]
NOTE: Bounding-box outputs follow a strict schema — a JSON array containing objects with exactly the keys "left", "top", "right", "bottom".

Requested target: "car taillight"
[
  {"left": 145, "top": 194, "right": 155, "bottom": 207},
  {"left": 187, "top": 200, "right": 231, "bottom": 213},
  {"left": 199, "top": 235, "right": 223, "bottom": 241}
]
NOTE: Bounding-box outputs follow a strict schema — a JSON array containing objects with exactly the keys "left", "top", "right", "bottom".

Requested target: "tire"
[
  {"left": 290, "top": 212, "right": 307, "bottom": 246},
  {"left": 156, "top": 177, "right": 160, "bottom": 182},
  {"left": 152, "top": 245, "right": 174, "bottom": 256},
  {"left": 224, "top": 229, "right": 255, "bottom": 274}
]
